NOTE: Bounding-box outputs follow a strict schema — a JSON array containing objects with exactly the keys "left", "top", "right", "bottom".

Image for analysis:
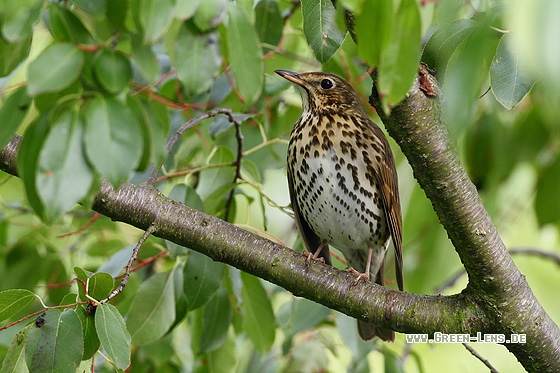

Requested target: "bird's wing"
[
  {"left": 287, "top": 167, "right": 332, "bottom": 266},
  {"left": 373, "top": 124, "right": 404, "bottom": 291}
]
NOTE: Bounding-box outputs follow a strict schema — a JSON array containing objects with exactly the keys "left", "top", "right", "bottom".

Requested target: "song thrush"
[{"left": 276, "top": 70, "right": 403, "bottom": 342}]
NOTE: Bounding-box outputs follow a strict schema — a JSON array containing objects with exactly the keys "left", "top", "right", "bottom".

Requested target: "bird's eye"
[{"left": 320, "top": 79, "right": 334, "bottom": 90}]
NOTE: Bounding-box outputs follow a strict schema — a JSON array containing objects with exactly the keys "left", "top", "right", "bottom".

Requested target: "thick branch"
[
  {"left": 92, "top": 181, "right": 480, "bottom": 335},
  {"left": 1, "top": 134, "right": 482, "bottom": 336},
  {"left": 369, "top": 67, "right": 560, "bottom": 371}
]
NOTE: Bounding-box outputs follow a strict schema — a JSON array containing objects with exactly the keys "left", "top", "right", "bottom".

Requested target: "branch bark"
[
  {"left": 369, "top": 66, "right": 560, "bottom": 372},
  {"left": 0, "top": 134, "right": 482, "bottom": 333}
]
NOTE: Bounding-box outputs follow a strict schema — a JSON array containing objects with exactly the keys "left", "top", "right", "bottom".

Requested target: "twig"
[
  {"left": 509, "top": 247, "right": 560, "bottom": 267},
  {"left": 155, "top": 162, "right": 234, "bottom": 183},
  {"left": 57, "top": 212, "right": 101, "bottom": 238},
  {"left": 224, "top": 64, "right": 246, "bottom": 104},
  {"left": 0, "top": 302, "right": 87, "bottom": 331},
  {"left": 243, "top": 136, "right": 288, "bottom": 156},
  {"left": 436, "top": 246, "right": 560, "bottom": 294},
  {"left": 100, "top": 224, "right": 157, "bottom": 303},
  {"left": 237, "top": 176, "right": 293, "bottom": 216},
  {"left": 225, "top": 116, "right": 244, "bottom": 221},
  {"left": 462, "top": 343, "right": 500, "bottom": 373},
  {"left": 113, "top": 250, "right": 168, "bottom": 280},
  {"left": 147, "top": 107, "right": 236, "bottom": 185},
  {"left": 435, "top": 269, "right": 467, "bottom": 294},
  {"left": 282, "top": 1, "right": 301, "bottom": 20},
  {"left": 479, "top": 86, "right": 491, "bottom": 99}
]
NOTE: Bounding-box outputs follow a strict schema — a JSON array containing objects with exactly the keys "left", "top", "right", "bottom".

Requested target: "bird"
[{"left": 275, "top": 70, "right": 403, "bottom": 342}]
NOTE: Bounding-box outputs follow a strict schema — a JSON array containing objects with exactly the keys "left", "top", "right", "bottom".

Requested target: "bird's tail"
[
  {"left": 356, "top": 263, "right": 395, "bottom": 342},
  {"left": 357, "top": 320, "right": 395, "bottom": 341}
]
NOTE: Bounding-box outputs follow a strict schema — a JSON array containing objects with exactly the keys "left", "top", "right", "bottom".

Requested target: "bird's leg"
[
  {"left": 349, "top": 246, "right": 373, "bottom": 285},
  {"left": 305, "top": 240, "right": 328, "bottom": 266}
]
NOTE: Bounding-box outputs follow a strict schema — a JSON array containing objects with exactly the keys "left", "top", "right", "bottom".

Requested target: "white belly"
[{"left": 294, "top": 149, "right": 387, "bottom": 252}]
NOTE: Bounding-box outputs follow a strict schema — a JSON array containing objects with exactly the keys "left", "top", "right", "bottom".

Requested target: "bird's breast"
[{"left": 288, "top": 116, "right": 389, "bottom": 252}]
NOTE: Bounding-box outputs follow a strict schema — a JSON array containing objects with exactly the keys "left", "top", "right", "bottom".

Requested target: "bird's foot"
[
  {"left": 303, "top": 250, "right": 325, "bottom": 266},
  {"left": 303, "top": 240, "right": 328, "bottom": 266},
  {"left": 348, "top": 267, "right": 370, "bottom": 286}
]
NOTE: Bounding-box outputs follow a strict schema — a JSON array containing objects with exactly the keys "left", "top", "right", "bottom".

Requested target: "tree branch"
[
  {"left": 1, "top": 134, "right": 482, "bottom": 336},
  {"left": 368, "top": 66, "right": 560, "bottom": 371}
]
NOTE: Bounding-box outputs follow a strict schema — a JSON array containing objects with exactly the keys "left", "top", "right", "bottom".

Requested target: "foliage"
[{"left": 0, "top": 0, "right": 559, "bottom": 372}]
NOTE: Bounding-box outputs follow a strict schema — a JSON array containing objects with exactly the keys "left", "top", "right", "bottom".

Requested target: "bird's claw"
[
  {"left": 348, "top": 267, "right": 370, "bottom": 286},
  {"left": 304, "top": 251, "right": 325, "bottom": 266}
]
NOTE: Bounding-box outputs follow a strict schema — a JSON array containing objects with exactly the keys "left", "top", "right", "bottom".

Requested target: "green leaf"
[
  {"left": 0, "top": 0, "right": 42, "bottom": 42},
  {"left": 193, "top": 0, "right": 227, "bottom": 31},
  {"left": 283, "top": 339, "right": 328, "bottom": 373},
  {"left": 203, "top": 331, "right": 237, "bottom": 373},
  {"left": 442, "top": 15, "right": 501, "bottom": 136},
  {"left": 199, "top": 289, "right": 231, "bottom": 353},
  {"left": 172, "top": 21, "right": 221, "bottom": 96},
  {"left": 83, "top": 96, "right": 143, "bottom": 186},
  {"left": 383, "top": 348, "right": 401, "bottom": 373},
  {"left": 0, "top": 87, "right": 32, "bottom": 150},
  {"left": 106, "top": 0, "right": 127, "bottom": 29},
  {"left": 126, "top": 270, "right": 176, "bottom": 346},
  {"left": 95, "top": 303, "right": 131, "bottom": 369},
  {"left": 184, "top": 184, "right": 205, "bottom": 212},
  {"left": 0, "top": 34, "right": 32, "bottom": 77},
  {"left": 74, "top": 267, "right": 91, "bottom": 301},
  {"left": 17, "top": 114, "right": 50, "bottom": 219},
  {"left": 183, "top": 250, "right": 225, "bottom": 311},
  {"left": 254, "top": 0, "right": 283, "bottom": 52},
  {"left": 336, "top": 313, "right": 372, "bottom": 363},
  {"left": 277, "top": 298, "right": 331, "bottom": 337},
  {"left": 196, "top": 146, "right": 235, "bottom": 200},
  {"left": 240, "top": 272, "right": 275, "bottom": 352},
  {"left": 0, "top": 289, "right": 39, "bottom": 323},
  {"left": 202, "top": 183, "right": 236, "bottom": 216},
  {"left": 76, "top": 305, "right": 100, "bottom": 360},
  {"left": 209, "top": 113, "right": 254, "bottom": 139},
  {"left": 32, "top": 79, "right": 83, "bottom": 113},
  {"left": 378, "top": 0, "right": 421, "bottom": 109},
  {"left": 422, "top": 18, "right": 477, "bottom": 82},
  {"left": 96, "top": 245, "right": 134, "bottom": 277},
  {"left": 37, "top": 109, "right": 94, "bottom": 221},
  {"left": 72, "top": 0, "right": 106, "bottom": 18},
  {"left": 48, "top": 4, "right": 95, "bottom": 44},
  {"left": 1, "top": 325, "right": 31, "bottom": 373},
  {"left": 25, "top": 309, "right": 83, "bottom": 373},
  {"left": 87, "top": 272, "right": 114, "bottom": 300},
  {"left": 490, "top": 33, "right": 536, "bottom": 110},
  {"left": 354, "top": 0, "right": 392, "bottom": 66},
  {"left": 337, "top": 0, "right": 367, "bottom": 14},
  {"left": 127, "top": 95, "right": 170, "bottom": 171},
  {"left": 140, "top": 0, "right": 175, "bottom": 43},
  {"left": 93, "top": 50, "right": 132, "bottom": 94},
  {"left": 301, "top": 0, "right": 346, "bottom": 63},
  {"left": 508, "top": 0, "right": 560, "bottom": 94},
  {"left": 131, "top": 34, "right": 160, "bottom": 84},
  {"left": 536, "top": 156, "right": 560, "bottom": 226},
  {"left": 27, "top": 43, "right": 84, "bottom": 96},
  {"left": 175, "top": 0, "right": 200, "bottom": 20},
  {"left": 226, "top": 3, "right": 264, "bottom": 105}
]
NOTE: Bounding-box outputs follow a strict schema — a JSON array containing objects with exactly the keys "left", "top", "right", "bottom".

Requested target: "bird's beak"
[{"left": 275, "top": 70, "right": 305, "bottom": 87}]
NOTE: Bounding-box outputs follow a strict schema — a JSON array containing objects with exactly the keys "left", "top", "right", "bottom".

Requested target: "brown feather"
[
  {"left": 287, "top": 165, "right": 332, "bottom": 266},
  {"left": 372, "top": 124, "right": 404, "bottom": 291}
]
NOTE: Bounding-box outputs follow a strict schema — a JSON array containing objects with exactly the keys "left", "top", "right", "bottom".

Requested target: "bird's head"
[{"left": 275, "top": 70, "right": 366, "bottom": 116}]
